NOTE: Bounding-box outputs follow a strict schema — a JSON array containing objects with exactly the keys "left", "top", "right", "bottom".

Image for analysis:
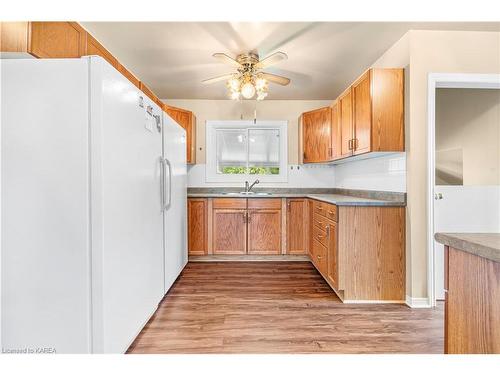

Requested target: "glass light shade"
[
  {"left": 241, "top": 82, "right": 256, "bottom": 99},
  {"left": 228, "top": 78, "right": 240, "bottom": 91},
  {"left": 230, "top": 91, "right": 240, "bottom": 100},
  {"left": 256, "top": 91, "right": 268, "bottom": 101},
  {"left": 255, "top": 77, "right": 267, "bottom": 90}
]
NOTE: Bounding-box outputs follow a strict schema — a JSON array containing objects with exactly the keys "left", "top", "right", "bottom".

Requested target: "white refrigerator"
[{"left": 1, "top": 56, "right": 187, "bottom": 353}]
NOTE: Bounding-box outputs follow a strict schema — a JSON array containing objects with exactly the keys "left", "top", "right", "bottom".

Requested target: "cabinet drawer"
[
  {"left": 312, "top": 239, "right": 328, "bottom": 276},
  {"left": 312, "top": 223, "right": 328, "bottom": 247},
  {"left": 313, "top": 200, "right": 337, "bottom": 221},
  {"left": 212, "top": 198, "right": 247, "bottom": 209},
  {"left": 247, "top": 198, "right": 281, "bottom": 210}
]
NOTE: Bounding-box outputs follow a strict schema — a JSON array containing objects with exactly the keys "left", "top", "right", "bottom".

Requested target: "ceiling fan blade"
[
  {"left": 212, "top": 53, "right": 242, "bottom": 68},
  {"left": 201, "top": 73, "right": 235, "bottom": 85},
  {"left": 255, "top": 51, "right": 288, "bottom": 69},
  {"left": 259, "top": 72, "right": 291, "bottom": 86}
]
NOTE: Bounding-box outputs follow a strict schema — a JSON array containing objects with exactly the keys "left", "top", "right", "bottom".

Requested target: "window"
[{"left": 206, "top": 121, "right": 288, "bottom": 182}]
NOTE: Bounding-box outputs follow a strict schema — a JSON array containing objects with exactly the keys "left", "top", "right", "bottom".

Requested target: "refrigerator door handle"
[
  {"left": 164, "top": 158, "right": 172, "bottom": 210},
  {"left": 159, "top": 157, "right": 165, "bottom": 210}
]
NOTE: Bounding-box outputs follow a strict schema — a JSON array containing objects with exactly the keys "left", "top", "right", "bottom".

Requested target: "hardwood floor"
[{"left": 127, "top": 262, "right": 443, "bottom": 354}]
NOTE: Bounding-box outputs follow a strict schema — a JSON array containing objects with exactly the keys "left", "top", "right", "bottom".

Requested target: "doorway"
[{"left": 427, "top": 73, "right": 500, "bottom": 306}]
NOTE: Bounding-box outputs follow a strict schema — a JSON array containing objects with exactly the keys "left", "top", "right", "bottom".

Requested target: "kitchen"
[{"left": 1, "top": 9, "right": 500, "bottom": 369}]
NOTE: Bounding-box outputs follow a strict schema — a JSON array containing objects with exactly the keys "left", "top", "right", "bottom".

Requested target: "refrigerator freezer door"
[
  {"left": 89, "top": 57, "right": 164, "bottom": 353},
  {"left": 162, "top": 114, "right": 188, "bottom": 294},
  {"left": 1, "top": 59, "right": 91, "bottom": 353}
]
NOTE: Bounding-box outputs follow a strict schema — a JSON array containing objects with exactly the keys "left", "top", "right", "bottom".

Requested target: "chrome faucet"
[{"left": 245, "top": 179, "right": 260, "bottom": 192}]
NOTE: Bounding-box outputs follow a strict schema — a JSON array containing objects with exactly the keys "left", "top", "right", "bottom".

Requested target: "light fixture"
[
  {"left": 228, "top": 77, "right": 240, "bottom": 91},
  {"left": 240, "top": 82, "right": 256, "bottom": 99}
]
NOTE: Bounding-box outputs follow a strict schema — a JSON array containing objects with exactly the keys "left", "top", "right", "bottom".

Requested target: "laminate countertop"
[
  {"left": 435, "top": 233, "right": 500, "bottom": 263},
  {"left": 187, "top": 193, "right": 405, "bottom": 207}
]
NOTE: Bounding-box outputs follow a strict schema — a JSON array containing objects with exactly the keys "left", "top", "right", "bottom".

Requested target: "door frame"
[{"left": 426, "top": 73, "right": 500, "bottom": 307}]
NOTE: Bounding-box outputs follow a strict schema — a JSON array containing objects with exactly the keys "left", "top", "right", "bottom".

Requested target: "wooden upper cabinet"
[
  {"left": 330, "top": 102, "right": 341, "bottom": 161},
  {"left": 165, "top": 105, "right": 196, "bottom": 164},
  {"left": 370, "top": 68, "right": 404, "bottom": 152},
  {"left": 0, "top": 22, "right": 30, "bottom": 53},
  {"left": 351, "top": 68, "right": 404, "bottom": 155},
  {"left": 28, "top": 22, "right": 87, "bottom": 58},
  {"left": 188, "top": 198, "right": 208, "bottom": 256},
  {"left": 301, "top": 107, "right": 332, "bottom": 163},
  {"left": 0, "top": 21, "right": 77, "bottom": 57},
  {"left": 338, "top": 88, "right": 354, "bottom": 158},
  {"left": 352, "top": 70, "right": 372, "bottom": 155},
  {"left": 286, "top": 199, "right": 308, "bottom": 255}
]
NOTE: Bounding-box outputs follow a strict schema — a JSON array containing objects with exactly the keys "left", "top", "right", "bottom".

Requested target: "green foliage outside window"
[{"left": 221, "top": 166, "right": 280, "bottom": 175}]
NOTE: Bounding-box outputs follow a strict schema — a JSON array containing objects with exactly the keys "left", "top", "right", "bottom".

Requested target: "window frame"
[{"left": 205, "top": 120, "right": 288, "bottom": 183}]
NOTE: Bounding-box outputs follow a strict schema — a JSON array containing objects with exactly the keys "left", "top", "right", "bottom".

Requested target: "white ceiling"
[{"left": 81, "top": 22, "right": 500, "bottom": 100}]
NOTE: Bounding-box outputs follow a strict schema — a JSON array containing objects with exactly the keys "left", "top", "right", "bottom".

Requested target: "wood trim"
[
  {"left": 212, "top": 198, "right": 247, "bottom": 209},
  {"left": 189, "top": 255, "right": 311, "bottom": 262}
]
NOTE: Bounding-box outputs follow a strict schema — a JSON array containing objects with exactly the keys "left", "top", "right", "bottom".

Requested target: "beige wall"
[
  {"left": 436, "top": 88, "right": 500, "bottom": 185},
  {"left": 163, "top": 99, "right": 332, "bottom": 165},
  {"left": 373, "top": 30, "right": 500, "bottom": 299}
]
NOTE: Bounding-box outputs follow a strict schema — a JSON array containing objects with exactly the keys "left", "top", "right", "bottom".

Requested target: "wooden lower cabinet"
[
  {"left": 187, "top": 198, "right": 207, "bottom": 256},
  {"left": 212, "top": 208, "right": 247, "bottom": 254},
  {"left": 247, "top": 209, "right": 281, "bottom": 254},
  {"left": 445, "top": 246, "right": 500, "bottom": 353},
  {"left": 308, "top": 199, "right": 405, "bottom": 303},
  {"left": 286, "top": 198, "right": 308, "bottom": 255}
]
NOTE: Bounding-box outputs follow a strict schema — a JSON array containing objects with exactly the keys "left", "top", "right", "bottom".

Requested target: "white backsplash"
[
  {"left": 188, "top": 153, "right": 407, "bottom": 192},
  {"left": 334, "top": 154, "right": 407, "bottom": 192}
]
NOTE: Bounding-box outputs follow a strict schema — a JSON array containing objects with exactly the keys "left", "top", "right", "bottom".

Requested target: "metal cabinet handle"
[
  {"left": 325, "top": 225, "right": 330, "bottom": 237},
  {"left": 242, "top": 213, "right": 247, "bottom": 223},
  {"left": 247, "top": 213, "right": 251, "bottom": 223},
  {"left": 317, "top": 255, "right": 322, "bottom": 260},
  {"left": 348, "top": 140, "right": 352, "bottom": 150}
]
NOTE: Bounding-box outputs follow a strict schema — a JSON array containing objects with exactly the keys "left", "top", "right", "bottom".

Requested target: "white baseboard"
[{"left": 405, "top": 295, "right": 432, "bottom": 308}]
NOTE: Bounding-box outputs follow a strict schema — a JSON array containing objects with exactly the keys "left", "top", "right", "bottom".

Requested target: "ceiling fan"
[{"left": 202, "top": 51, "right": 291, "bottom": 100}]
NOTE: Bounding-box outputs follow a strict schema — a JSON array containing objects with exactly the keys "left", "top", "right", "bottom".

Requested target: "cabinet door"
[
  {"left": 330, "top": 102, "right": 341, "bottom": 160},
  {"left": 247, "top": 209, "right": 281, "bottom": 255},
  {"left": 326, "top": 222, "right": 338, "bottom": 290},
  {"left": 29, "top": 22, "right": 86, "bottom": 58},
  {"left": 286, "top": 199, "right": 307, "bottom": 255},
  {"left": 302, "top": 107, "right": 331, "bottom": 163},
  {"left": 352, "top": 70, "right": 372, "bottom": 155},
  {"left": 188, "top": 198, "right": 207, "bottom": 256},
  {"left": 165, "top": 106, "right": 196, "bottom": 164},
  {"left": 339, "top": 88, "right": 353, "bottom": 158},
  {"left": 212, "top": 209, "right": 247, "bottom": 254}
]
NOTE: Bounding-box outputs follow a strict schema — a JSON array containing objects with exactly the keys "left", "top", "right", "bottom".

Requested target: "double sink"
[{"left": 221, "top": 191, "right": 272, "bottom": 196}]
